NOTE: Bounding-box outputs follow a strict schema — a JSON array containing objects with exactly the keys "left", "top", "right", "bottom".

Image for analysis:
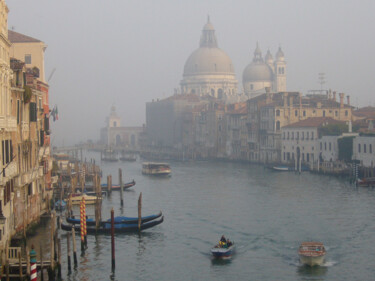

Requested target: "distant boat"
[
  {"left": 298, "top": 242, "right": 326, "bottom": 266},
  {"left": 55, "top": 200, "right": 66, "bottom": 211},
  {"left": 142, "top": 162, "right": 171, "bottom": 176},
  {"left": 120, "top": 152, "right": 137, "bottom": 162},
  {"left": 272, "top": 165, "right": 293, "bottom": 171},
  {"left": 101, "top": 149, "right": 118, "bottom": 162}
]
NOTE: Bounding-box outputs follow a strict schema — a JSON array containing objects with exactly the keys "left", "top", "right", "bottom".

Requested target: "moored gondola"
[
  {"left": 66, "top": 211, "right": 162, "bottom": 226},
  {"left": 61, "top": 216, "right": 164, "bottom": 234}
]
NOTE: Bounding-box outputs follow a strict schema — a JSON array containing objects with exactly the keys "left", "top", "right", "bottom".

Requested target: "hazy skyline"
[{"left": 6, "top": 0, "right": 375, "bottom": 146}]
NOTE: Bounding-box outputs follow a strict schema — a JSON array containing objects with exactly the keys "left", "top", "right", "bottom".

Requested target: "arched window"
[
  {"left": 218, "top": 89, "right": 223, "bottom": 99},
  {"left": 276, "top": 109, "right": 280, "bottom": 116}
]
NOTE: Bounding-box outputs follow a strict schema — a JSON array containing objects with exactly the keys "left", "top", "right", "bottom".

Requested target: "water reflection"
[
  {"left": 210, "top": 256, "right": 233, "bottom": 266},
  {"left": 297, "top": 264, "right": 328, "bottom": 278}
]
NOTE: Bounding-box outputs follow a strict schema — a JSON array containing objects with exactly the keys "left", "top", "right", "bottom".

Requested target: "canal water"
[{"left": 51, "top": 151, "right": 375, "bottom": 280}]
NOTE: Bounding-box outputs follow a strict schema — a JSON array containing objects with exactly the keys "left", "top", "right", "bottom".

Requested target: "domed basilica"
[{"left": 180, "top": 18, "right": 286, "bottom": 101}]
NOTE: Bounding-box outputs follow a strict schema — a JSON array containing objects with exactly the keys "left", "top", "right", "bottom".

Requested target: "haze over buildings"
[{"left": 6, "top": 0, "right": 375, "bottom": 146}]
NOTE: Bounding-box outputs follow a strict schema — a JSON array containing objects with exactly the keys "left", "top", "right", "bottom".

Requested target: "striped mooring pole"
[
  {"left": 80, "top": 197, "right": 86, "bottom": 252},
  {"left": 30, "top": 245, "right": 37, "bottom": 281}
]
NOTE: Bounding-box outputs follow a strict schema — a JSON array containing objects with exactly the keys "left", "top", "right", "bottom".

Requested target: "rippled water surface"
[{"left": 51, "top": 152, "right": 375, "bottom": 280}]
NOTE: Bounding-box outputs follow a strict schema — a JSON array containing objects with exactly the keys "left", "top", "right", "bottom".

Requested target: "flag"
[
  {"left": 50, "top": 105, "right": 58, "bottom": 122},
  {"left": 50, "top": 106, "right": 56, "bottom": 121},
  {"left": 55, "top": 105, "right": 58, "bottom": 120}
]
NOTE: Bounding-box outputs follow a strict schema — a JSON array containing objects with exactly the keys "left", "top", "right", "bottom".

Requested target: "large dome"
[
  {"left": 242, "top": 62, "right": 273, "bottom": 82},
  {"left": 183, "top": 47, "right": 235, "bottom": 76}
]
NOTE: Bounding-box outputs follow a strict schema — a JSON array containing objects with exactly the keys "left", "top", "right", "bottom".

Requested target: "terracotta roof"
[
  {"left": 8, "top": 30, "right": 41, "bottom": 43},
  {"left": 283, "top": 117, "right": 345, "bottom": 128}
]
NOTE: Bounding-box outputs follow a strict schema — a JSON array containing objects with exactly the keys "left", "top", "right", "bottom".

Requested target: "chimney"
[
  {"left": 333, "top": 91, "right": 336, "bottom": 102},
  {"left": 347, "top": 95, "right": 350, "bottom": 106},
  {"left": 339, "top": 93, "right": 344, "bottom": 108}
]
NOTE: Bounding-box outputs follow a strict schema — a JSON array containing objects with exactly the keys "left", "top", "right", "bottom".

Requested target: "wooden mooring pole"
[
  {"left": 67, "top": 231, "right": 71, "bottom": 273},
  {"left": 138, "top": 192, "right": 142, "bottom": 231},
  {"left": 72, "top": 228, "right": 78, "bottom": 267},
  {"left": 119, "top": 168, "right": 124, "bottom": 206},
  {"left": 111, "top": 208, "right": 115, "bottom": 273}
]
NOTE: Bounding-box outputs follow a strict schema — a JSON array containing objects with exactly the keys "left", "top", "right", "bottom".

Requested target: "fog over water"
[{"left": 6, "top": 0, "right": 375, "bottom": 145}]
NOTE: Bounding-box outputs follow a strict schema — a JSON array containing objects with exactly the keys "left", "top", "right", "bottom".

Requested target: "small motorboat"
[
  {"left": 55, "top": 200, "right": 66, "bottom": 211},
  {"left": 211, "top": 237, "right": 235, "bottom": 259},
  {"left": 298, "top": 242, "right": 326, "bottom": 266}
]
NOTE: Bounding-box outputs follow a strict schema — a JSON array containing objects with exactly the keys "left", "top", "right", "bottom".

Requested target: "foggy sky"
[{"left": 6, "top": 0, "right": 375, "bottom": 146}]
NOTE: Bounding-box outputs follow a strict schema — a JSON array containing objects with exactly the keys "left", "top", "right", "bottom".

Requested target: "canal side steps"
[{"left": 0, "top": 247, "right": 51, "bottom": 278}]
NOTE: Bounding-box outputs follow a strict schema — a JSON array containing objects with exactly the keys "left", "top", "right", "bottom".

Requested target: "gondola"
[
  {"left": 61, "top": 216, "right": 164, "bottom": 234},
  {"left": 100, "top": 180, "right": 136, "bottom": 190},
  {"left": 66, "top": 211, "right": 162, "bottom": 226}
]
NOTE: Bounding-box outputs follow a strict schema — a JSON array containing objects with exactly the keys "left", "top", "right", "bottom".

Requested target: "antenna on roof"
[{"left": 48, "top": 68, "right": 56, "bottom": 82}]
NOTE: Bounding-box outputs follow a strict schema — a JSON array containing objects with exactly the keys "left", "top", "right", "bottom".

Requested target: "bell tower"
[{"left": 274, "top": 46, "right": 286, "bottom": 92}]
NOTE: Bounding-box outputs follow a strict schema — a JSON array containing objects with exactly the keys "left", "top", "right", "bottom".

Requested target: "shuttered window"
[{"left": 30, "top": 102, "right": 37, "bottom": 122}]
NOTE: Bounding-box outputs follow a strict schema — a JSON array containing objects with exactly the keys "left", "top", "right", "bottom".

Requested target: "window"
[
  {"left": 297, "top": 132, "right": 299, "bottom": 140},
  {"left": 29, "top": 102, "right": 37, "bottom": 122},
  {"left": 307, "top": 132, "right": 309, "bottom": 140},
  {"left": 324, "top": 142, "right": 327, "bottom": 150},
  {"left": 291, "top": 132, "right": 294, "bottom": 140},
  {"left": 358, "top": 144, "right": 361, "bottom": 153},
  {"left": 320, "top": 142, "right": 322, "bottom": 150},
  {"left": 25, "top": 54, "right": 32, "bottom": 64},
  {"left": 345, "top": 110, "right": 348, "bottom": 116},
  {"left": 364, "top": 144, "right": 367, "bottom": 153},
  {"left": 295, "top": 110, "right": 298, "bottom": 117},
  {"left": 329, "top": 143, "right": 331, "bottom": 151},
  {"left": 335, "top": 111, "right": 338, "bottom": 117},
  {"left": 303, "top": 111, "right": 306, "bottom": 117},
  {"left": 323, "top": 110, "right": 326, "bottom": 117},
  {"left": 370, "top": 144, "right": 373, "bottom": 154},
  {"left": 276, "top": 121, "right": 280, "bottom": 131},
  {"left": 276, "top": 109, "right": 280, "bottom": 116},
  {"left": 302, "top": 132, "right": 304, "bottom": 140},
  {"left": 287, "top": 132, "right": 290, "bottom": 140},
  {"left": 312, "top": 132, "right": 314, "bottom": 140}
]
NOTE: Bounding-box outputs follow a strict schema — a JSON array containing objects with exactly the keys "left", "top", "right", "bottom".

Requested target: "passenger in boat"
[
  {"left": 226, "top": 239, "right": 232, "bottom": 247},
  {"left": 219, "top": 235, "right": 227, "bottom": 247}
]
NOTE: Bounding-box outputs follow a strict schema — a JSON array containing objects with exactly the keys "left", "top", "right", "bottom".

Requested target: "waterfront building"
[
  {"left": 246, "top": 90, "right": 353, "bottom": 164},
  {"left": 0, "top": 0, "right": 15, "bottom": 248},
  {"left": 180, "top": 17, "right": 239, "bottom": 102},
  {"left": 353, "top": 136, "right": 375, "bottom": 167},
  {"left": 1, "top": 0, "right": 52, "bottom": 250},
  {"left": 243, "top": 43, "right": 286, "bottom": 98},
  {"left": 100, "top": 106, "right": 143, "bottom": 150},
  {"left": 281, "top": 117, "right": 344, "bottom": 167},
  {"left": 225, "top": 102, "right": 248, "bottom": 160}
]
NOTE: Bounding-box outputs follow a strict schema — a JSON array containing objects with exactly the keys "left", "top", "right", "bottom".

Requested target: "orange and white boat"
[{"left": 298, "top": 242, "right": 326, "bottom": 266}]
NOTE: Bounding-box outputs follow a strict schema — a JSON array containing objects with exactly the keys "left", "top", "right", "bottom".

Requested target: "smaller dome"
[
  {"left": 276, "top": 47, "right": 285, "bottom": 61},
  {"left": 242, "top": 62, "right": 273, "bottom": 82}
]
